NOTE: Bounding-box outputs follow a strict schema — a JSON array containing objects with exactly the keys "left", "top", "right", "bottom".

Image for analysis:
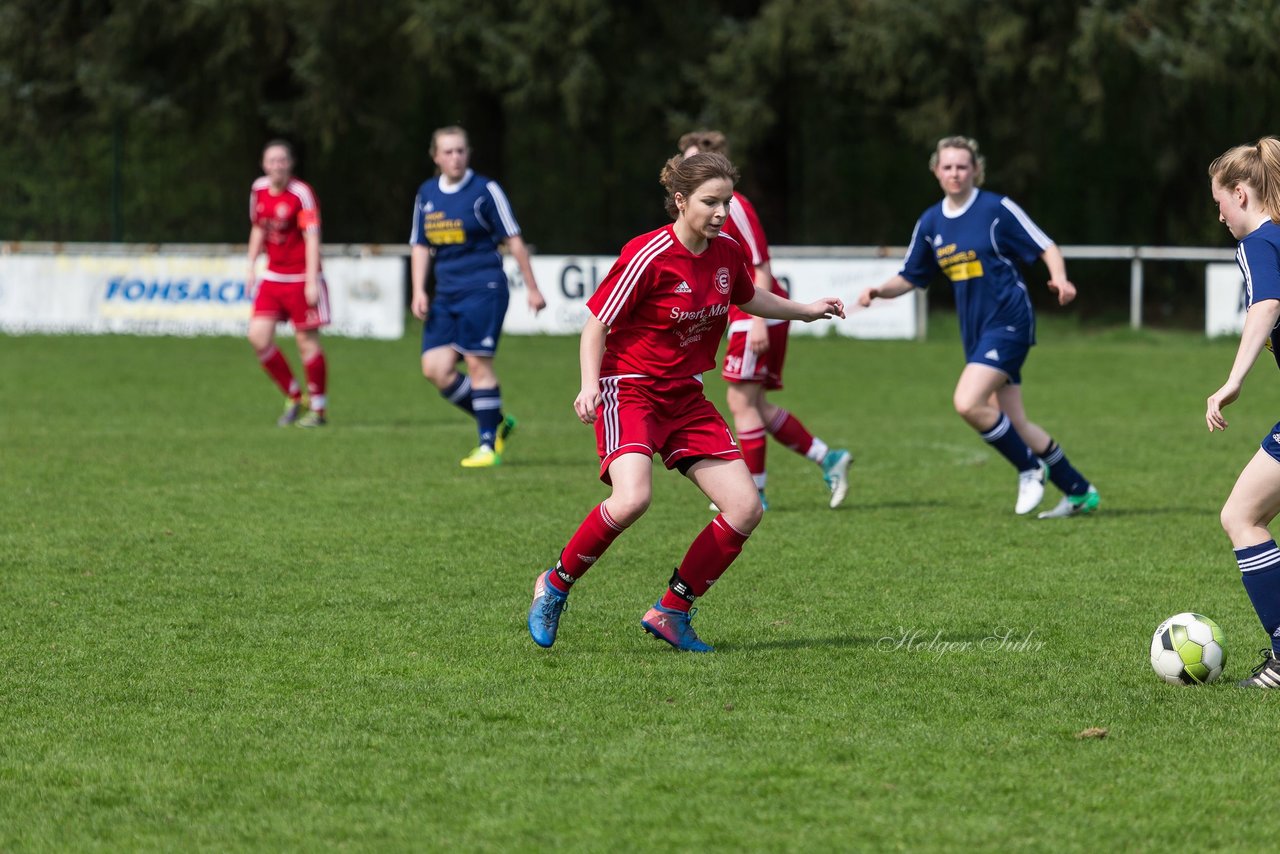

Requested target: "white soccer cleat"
[
  {"left": 821, "top": 449, "right": 852, "bottom": 509},
  {"left": 1015, "top": 462, "right": 1047, "bottom": 515}
]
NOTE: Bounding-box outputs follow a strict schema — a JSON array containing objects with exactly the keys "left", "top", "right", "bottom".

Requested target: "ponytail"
[{"left": 1209, "top": 136, "right": 1280, "bottom": 223}]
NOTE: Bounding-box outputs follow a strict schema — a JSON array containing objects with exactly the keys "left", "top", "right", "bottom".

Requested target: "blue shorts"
[
  {"left": 1260, "top": 422, "right": 1280, "bottom": 464},
  {"left": 964, "top": 332, "right": 1032, "bottom": 385},
  {"left": 422, "top": 285, "right": 510, "bottom": 357}
]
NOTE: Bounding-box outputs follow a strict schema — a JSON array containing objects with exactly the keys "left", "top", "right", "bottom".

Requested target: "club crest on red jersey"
[{"left": 715, "top": 267, "right": 731, "bottom": 294}]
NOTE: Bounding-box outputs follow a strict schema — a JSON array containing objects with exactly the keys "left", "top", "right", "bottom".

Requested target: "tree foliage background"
[{"left": 2, "top": 0, "right": 1278, "bottom": 269}]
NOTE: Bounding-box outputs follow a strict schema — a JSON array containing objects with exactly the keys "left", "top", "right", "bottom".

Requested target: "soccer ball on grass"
[{"left": 1149, "top": 612, "right": 1226, "bottom": 685}]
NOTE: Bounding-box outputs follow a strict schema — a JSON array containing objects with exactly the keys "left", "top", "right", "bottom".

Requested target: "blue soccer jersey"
[
  {"left": 1236, "top": 219, "right": 1280, "bottom": 366},
  {"left": 899, "top": 189, "right": 1052, "bottom": 357},
  {"left": 409, "top": 168, "right": 522, "bottom": 296}
]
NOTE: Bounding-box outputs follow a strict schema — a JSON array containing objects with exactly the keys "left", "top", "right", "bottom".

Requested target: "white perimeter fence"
[{"left": 0, "top": 242, "right": 1248, "bottom": 339}]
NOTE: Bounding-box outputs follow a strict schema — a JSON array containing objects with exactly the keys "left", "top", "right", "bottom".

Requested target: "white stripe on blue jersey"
[
  {"left": 999, "top": 198, "right": 1051, "bottom": 249},
  {"left": 901, "top": 218, "right": 923, "bottom": 272},
  {"left": 486, "top": 181, "right": 521, "bottom": 237},
  {"left": 409, "top": 196, "right": 423, "bottom": 245},
  {"left": 1238, "top": 243, "right": 1254, "bottom": 305}
]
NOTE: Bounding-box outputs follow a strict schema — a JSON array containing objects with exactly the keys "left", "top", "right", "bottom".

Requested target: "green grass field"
[{"left": 2, "top": 319, "right": 1276, "bottom": 851}]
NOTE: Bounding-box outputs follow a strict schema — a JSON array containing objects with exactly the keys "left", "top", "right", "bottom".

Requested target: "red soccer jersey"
[
  {"left": 588, "top": 225, "right": 755, "bottom": 379},
  {"left": 722, "top": 190, "right": 786, "bottom": 323},
  {"left": 250, "top": 177, "right": 321, "bottom": 281}
]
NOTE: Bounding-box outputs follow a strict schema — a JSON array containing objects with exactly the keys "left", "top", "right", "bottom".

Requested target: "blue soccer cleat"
[
  {"left": 528, "top": 569, "right": 568, "bottom": 648},
  {"left": 641, "top": 603, "right": 714, "bottom": 652}
]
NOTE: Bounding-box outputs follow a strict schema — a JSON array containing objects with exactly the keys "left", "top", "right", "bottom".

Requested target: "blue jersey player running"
[
  {"left": 1205, "top": 136, "right": 1280, "bottom": 688},
  {"left": 857, "top": 136, "right": 1099, "bottom": 518},
  {"left": 410, "top": 125, "right": 546, "bottom": 467}
]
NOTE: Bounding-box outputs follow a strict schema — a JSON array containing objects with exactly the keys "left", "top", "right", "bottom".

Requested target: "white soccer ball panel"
[
  {"left": 1201, "top": 642, "right": 1224, "bottom": 670},
  {"left": 1152, "top": 648, "right": 1187, "bottom": 681},
  {"left": 1206, "top": 664, "right": 1224, "bottom": 683},
  {"left": 1184, "top": 620, "right": 1213, "bottom": 646}
]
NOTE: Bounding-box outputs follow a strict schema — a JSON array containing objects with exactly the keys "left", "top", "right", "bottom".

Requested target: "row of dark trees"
[{"left": 2, "top": 2, "right": 1278, "bottom": 273}]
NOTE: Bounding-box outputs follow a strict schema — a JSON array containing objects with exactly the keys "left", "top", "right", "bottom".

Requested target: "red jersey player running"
[
  {"left": 527, "top": 152, "right": 845, "bottom": 652},
  {"left": 679, "top": 130, "right": 852, "bottom": 510},
  {"left": 246, "top": 139, "right": 329, "bottom": 427}
]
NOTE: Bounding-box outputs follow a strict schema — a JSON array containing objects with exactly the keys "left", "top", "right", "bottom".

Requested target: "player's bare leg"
[
  {"left": 1222, "top": 449, "right": 1280, "bottom": 548},
  {"left": 954, "top": 364, "right": 1045, "bottom": 513},
  {"left": 642, "top": 457, "right": 760, "bottom": 652},
  {"left": 529, "top": 453, "right": 652, "bottom": 648}
]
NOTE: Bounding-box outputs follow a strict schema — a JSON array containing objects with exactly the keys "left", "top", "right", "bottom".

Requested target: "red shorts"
[
  {"left": 252, "top": 275, "right": 331, "bottom": 331},
  {"left": 594, "top": 375, "right": 742, "bottom": 484},
  {"left": 720, "top": 321, "right": 788, "bottom": 390}
]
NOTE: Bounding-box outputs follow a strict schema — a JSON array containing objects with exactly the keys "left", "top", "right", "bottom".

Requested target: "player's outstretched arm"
[
  {"left": 741, "top": 289, "right": 844, "bottom": 323},
  {"left": 857, "top": 274, "right": 914, "bottom": 307},
  {"left": 575, "top": 316, "right": 607, "bottom": 424},
  {"left": 1207, "top": 298, "right": 1280, "bottom": 432},
  {"left": 1040, "top": 244, "right": 1077, "bottom": 306},
  {"left": 505, "top": 235, "right": 546, "bottom": 315}
]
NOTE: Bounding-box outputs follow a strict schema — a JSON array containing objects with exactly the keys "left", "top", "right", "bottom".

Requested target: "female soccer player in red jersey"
[
  {"left": 527, "top": 152, "right": 845, "bottom": 652},
  {"left": 246, "top": 140, "right": 329, "bottom": 427},
  {"left": 679, "top": 130, "right": 852, "bottom": 510}
]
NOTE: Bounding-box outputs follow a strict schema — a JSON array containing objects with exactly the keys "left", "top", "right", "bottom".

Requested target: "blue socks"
[
  {"left": 1041, "top": 439, "right": 1089, "bottom": 497},
  {"left": 439, "top": 374, "right": 503, "bottom": 449},
  {"left": 1235, "top": 540, "right": 1280, "bottom": 656},
  {"left": 472, "top": 386, "right": 503, "bottom": 448},
  {"left": 979, "top": 413, "right": 1037, "bottom": 472},
  {"left": 440, "top": 374, "right": 473, "bottom": 414}
]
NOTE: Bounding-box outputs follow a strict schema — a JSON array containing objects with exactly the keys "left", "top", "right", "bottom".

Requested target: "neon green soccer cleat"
[
  {"left": 495, "top": 414, "right": 517, "bottom": 456},
  {"left": 1037, "top": 485, "right": 1100, "bottom": 519},
  {"left": 460, "top": 445, "right": 501, "bottom": 468}
]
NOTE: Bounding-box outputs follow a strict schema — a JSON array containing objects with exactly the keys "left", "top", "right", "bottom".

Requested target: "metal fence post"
[{"left": 1129, "top": 254, "right": 1143, "bottom": 330}]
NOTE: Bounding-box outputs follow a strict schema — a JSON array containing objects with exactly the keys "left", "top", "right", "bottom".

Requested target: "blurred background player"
[
  {"left": 410, "top": 126, "right": 546, "bottom": 467},
  {"left": 526, "top": 152, "right": 845, "bottom": 652},
  {"left": 679, "top": 130, "right": 851, "bottom": 510},
  {"left": 858, "top": 135, "right": 1099, "bottom": 518},
  {"left": 1204, "top": 136, "right": 1280, "bottom": 688},
  {"left": 246, "top": 140, "right": 329, "bottom": 427}
]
